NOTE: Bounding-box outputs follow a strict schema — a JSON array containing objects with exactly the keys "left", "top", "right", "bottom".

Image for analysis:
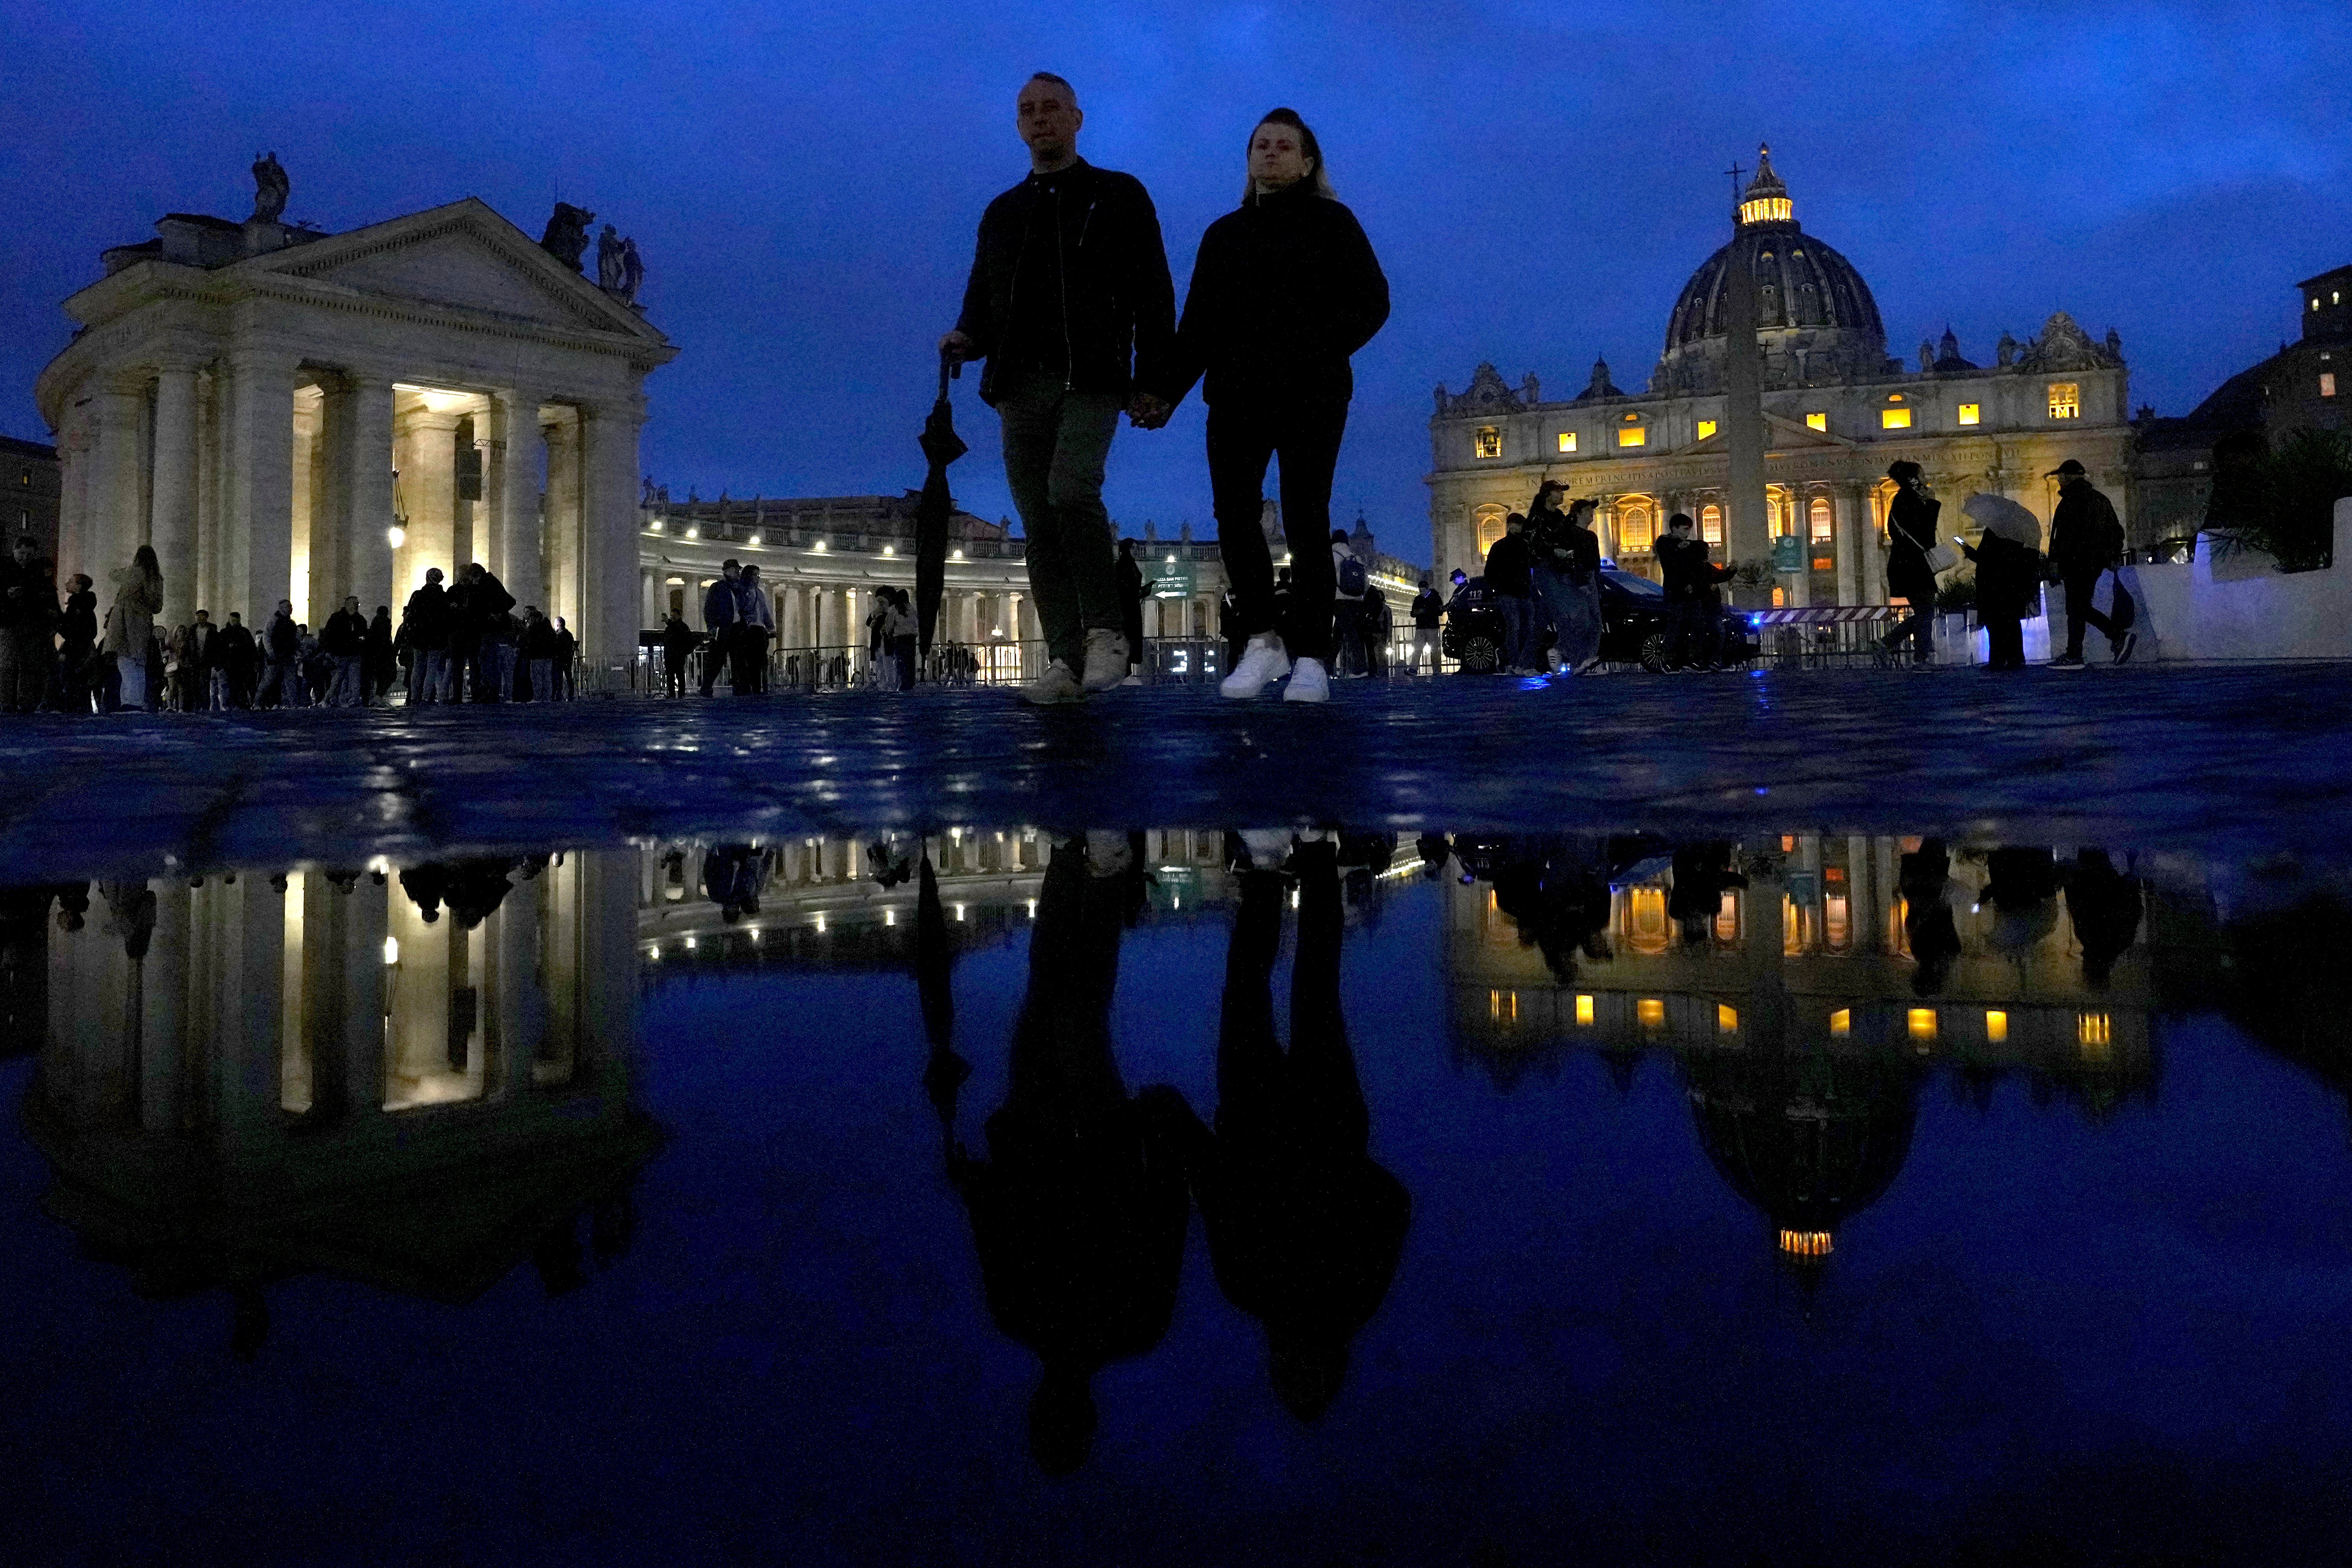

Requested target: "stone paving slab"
[{"left": 2, "top": 663, "right": 2348, "bottom": 879}]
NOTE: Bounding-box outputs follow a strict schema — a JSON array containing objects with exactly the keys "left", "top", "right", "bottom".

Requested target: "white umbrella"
[{"left": 1961, "top": 492, "right": 2043, "bottom": 550}]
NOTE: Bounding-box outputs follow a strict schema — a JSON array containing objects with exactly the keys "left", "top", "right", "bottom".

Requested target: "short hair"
[
  {"left": 1667, "top": 512, "right": 1695, "bottom": 530},
  {"left": 1888, "top": 459, "right": 1922, "bottom": 483},
  {"left": 10, "top": 535, "right": 34, "bottom": 550},
  {"left": 1025, "top": 71, "right": 1076, "bottom": 103},
  {"left": 722, "top": 558, "right": 740, "bottom": 570},
  {"left": 1505, "top": 512, "right": 1526, "bottom": 527}
]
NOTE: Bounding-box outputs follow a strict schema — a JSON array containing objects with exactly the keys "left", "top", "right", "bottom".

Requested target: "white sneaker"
[
  {"left": 1220, "top": 634, "right": 1291, "bottom": 699},
  {"left": 1545, "top": 648, "right": 1567, "bottom": 674},
  {"left": 1021, "top": 658, "right": 1085, "bottom": 706},
  {"left": 1283, "top": 657, "right": 1330, "bottom": 702},
  {"left": 1081, "top": 629, "right": 1129, "bottom": 693}
]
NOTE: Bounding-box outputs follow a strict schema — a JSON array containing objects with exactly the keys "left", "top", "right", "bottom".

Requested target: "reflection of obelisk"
[{"left": 1722, "top": 240, "right": 1768, "bottom": 604}]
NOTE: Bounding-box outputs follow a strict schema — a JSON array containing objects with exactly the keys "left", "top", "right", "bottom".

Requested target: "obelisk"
[{"left": 1722, "top": 241, "right": 1769, "bottom": 604}]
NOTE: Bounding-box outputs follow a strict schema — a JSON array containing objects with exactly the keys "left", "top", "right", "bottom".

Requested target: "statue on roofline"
[
  {"left": 250, "top": 152, "right": 289, "bottom": 224},
  {"left": 539, "top": 203, "right": 596, "bottom": 272},
  {"left": 597, "top": 225, "right": 625, "bottom": 291}
]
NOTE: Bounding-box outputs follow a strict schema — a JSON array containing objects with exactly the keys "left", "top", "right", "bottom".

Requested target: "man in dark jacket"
[
  {"left": 454, "top": 563, "right": 515, "bottom": 702},
  {"left": 700, "top": 561, "right": 741, "bottom": 696},
  {"left": 1878, "top": 460, "right": 1941, "bottom": 666},
  {"left": 365, "top": 605, "right": 395, "bottom": 703},
  {"left": 217, "top": 612, "right": 258, "bottom": 708},
  {"left": 403, "top": 568, "right": 451, "bottom": 702},
  {"left": 321, "top": 595, "right": 369, "bottom": 706},
  {"left": 2047, "top": 458, "right": 2134, "bottom": 667},
  {"left": 659, "top": 612, "right": 695, "bottom": 698},
  {"left": 0, "top": 535, "right": 57, "bottom": 713},
  {"left": 256, "top": 601, "right": 305, "bottom": 708},
  {"left": 519, "top": 606, "right": 560, "bottom": 701},
  {"left": 942, "top": 72, "right": 1175, "bottom": 706},
  {"left": 1410, "top": 576, "right": 1444, "bottom": 673},
  {"left": 1483, "top": 513, "right": 1538, "bottom": 674},
  {"left": 551, "top": 616, "right": 577, "bottom": 699},
  {"left": 1659, "top": 513, "right": 1733, "bottom": 671},
  {"left": 56, "top": 572, "right": 97, "bottom": 712}
]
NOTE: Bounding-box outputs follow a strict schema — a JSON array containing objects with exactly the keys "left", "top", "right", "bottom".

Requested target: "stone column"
[
  {"left": 578, "top": 399, "right": 646, "bottom": 672},
  {"left": 494, "top": 388, "right": 546, "bottom": 612},
  {"left": 641, "top": 566, "right": 660, "bottom": 630},
  {"left": 151, "top": 365, "right": 200, "bottom": 622},
  {"left": 1833, "top": 485, "right": 1861, "bottom": 606},
  {"left": 542, "top": 410, "right": 581, "bottom": 637},
  {"left": 347, "top": 377, "right": 396, "bottom": 615},
  {"left": 393, "top": 405, "right": 462, "bottom": 593},
  {"left": 223, "top": 352, "right": 297, "bottom": 622},
  {"left": 91, "top": 380, "right": 147, "bottom": 586}
]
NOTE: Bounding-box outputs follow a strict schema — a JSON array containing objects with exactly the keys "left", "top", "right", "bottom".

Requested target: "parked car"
[{"left": 1441, "top": 566, "right": 1757, "bottom": 672}]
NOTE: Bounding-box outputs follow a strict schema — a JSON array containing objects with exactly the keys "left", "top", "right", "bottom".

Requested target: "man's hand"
[
  {"left": 938, "top": 330, "right": 976, "bottom": 367},
  {"left": 1127, "top": 392, "right": 1172, "bottom": 430}
]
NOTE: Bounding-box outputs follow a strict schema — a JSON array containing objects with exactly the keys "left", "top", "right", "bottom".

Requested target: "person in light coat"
[{"left": 100, "top": 545, "right": 163, "bottom": 712}]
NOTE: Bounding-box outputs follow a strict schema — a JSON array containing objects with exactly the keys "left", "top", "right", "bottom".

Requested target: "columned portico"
[{"left": 37, "top": 192, "right": 675, "bottom": 673}]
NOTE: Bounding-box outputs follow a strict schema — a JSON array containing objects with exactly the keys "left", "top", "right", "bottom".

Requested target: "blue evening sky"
[{"left": 2, "top": 1, "right": 2346, "bottom": 566}]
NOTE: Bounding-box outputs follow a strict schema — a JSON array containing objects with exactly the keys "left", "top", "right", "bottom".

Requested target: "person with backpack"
[
  {"left": 1331, "top": 530, "right": 1369, "bottom": 676},
  {"left": 2047, "top": 458, "right": 2135, "bottom": 667},
  {"left": 1878, "top": 460, "right": 1941, "bottom": 667}
]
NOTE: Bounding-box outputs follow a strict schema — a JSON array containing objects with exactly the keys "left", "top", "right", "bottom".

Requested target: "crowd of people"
[{"left": 0, "top": 537, "right": 582, "bottom": 713}]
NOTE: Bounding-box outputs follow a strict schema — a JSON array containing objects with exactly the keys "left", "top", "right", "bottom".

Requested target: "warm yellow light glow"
[
  {"left": 1779, "top": 1229, "right": 1833, "bottom": 1258},
  {"left": 1475, "top": 426, "right": 1503, "bottom": 459},
  {"left": 812, "top": 539, "right": 827, "bottom": 552},
  {"left": 883, "top": 908, "right": 895, "bottom": 926},
  {"left": 1805, "top": 411, "right": 1828, "bottom": 431},
  {"left": 1908, "top": 1007, "right": 1938, "bottom": 1042},
  {"left": 1489, "top": 989, "right": 1518, "bottom": 1024},
  {"left": 1638, "top": 998, "right": 1666, "bottom": 1028},
  {"left": 1826, "top": 895, "right": 1850, "bottom": 950},
  {"left": 951, "top": 548, "right": 965, "bottom": 560},
  {"left": 2323, "top": 373, "right": 2339, "bottom": 398},
  {"left": 1557, "top": 431, "right": 1577, "bottom": 452},
  {"left": 1716, "top": 891, "right": 1739, "bottom": 943},
  {"left": 1717, "top": 1004, "right": 1739, "bottom": 1033},
  {"left": 2047, "top": 382, "right": 2081, "bottom": 419},
  {"left": 684, "top": 935, "right": 697, "bottom": 949},
  {"left": 1575, "top": 994, "right": 1595, "bottom": 1025},
  {"left": 2078, "top": 1012, "right": 2113, "bottom": 1057},
  {"left": 813, "top": 913, "right": 826, "bottom": 933},
  {"left": 1881, "top": 408, "right": 1913, "bottom": 430},
  {"left": 1740, "top": 196, "right": 1792, "bottom": 225},
  {"left": 1700, "top": 504, "right": 1722, "bottom": 545},
  {"left": 1809, "top": 496, "right": 1833, "bottom": 542},
  {"left": 955, "top": 904, "right": 966, "bottom": 922},
  {"left": 382, "top": 935, "right": 399, "bottom": 966},
  {"left": 386, "top": 525, "right": 407, "bottom": 549},
  {"left": 1958, "top": 403, "right": 1982, "bottom": 426},
  {"left": 1829, "top": 1008, "right": 1851, "bottom": 1037},
  {"left": 1626, "top": 887, "right": 1669, "bottom": 954},
  {"left": 1617, "top": 426, "right": 1647, "bottom": 449},
  {"left": 1696, "top": 419, "right": 1719, "bottom": 441},
  {"left": 881, "top": 545, "right": 895, "bottom": 557},
  {"left": 1985, "top": 1009, "right": 2009, "bottom": 1043}
]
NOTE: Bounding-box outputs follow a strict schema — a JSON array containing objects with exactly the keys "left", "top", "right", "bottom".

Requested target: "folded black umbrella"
[{"left": 915, "top": 355, "right": 968, "bottom": 660}]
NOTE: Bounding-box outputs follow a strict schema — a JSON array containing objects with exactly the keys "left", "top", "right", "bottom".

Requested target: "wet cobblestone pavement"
[{"left": 3, "top": 662, "right": 2348, "bottom": 880}]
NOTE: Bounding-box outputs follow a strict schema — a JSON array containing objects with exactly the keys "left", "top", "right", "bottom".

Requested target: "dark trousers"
[
  {"left": 1883, "top": 604, "right": 1935, "bottom": 662},
  {"left": 1493, "top": 593, "right": 1534, "bottom": 670},
  {"left": 731, "top": 629, "right": 768, "bottom": 695},
  {"left": 998, "top": 371, "right": 1123, "bottom": 669},
  {"left": 0, "top": 628, "right": 48, "bottom": 712},
  {"left": 1984, "top": 615, "right": 2025, "bottom": 669},
  {"left": 700, "top": 628, "right": 731, "bottom": 694},
  {"left": 2063, "top": 572, "right": 2123, "bottom": 657},
  {"left": 1668, "top": 597, "right": 1722, "bottom": 669},
  {"left": 664, "top": 651, "right": 687, "bottom": 697},
  {"left": 1120, "top": 598, "right": 1144, "bottom": 674},
  {"left": 1208, "top": 396, "right": 1348, "bottom": 663}
]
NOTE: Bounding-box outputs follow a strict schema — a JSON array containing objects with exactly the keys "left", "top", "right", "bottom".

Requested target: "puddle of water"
[{"left": 5, "top": 829, "right": 2350, "bottom": 1563}]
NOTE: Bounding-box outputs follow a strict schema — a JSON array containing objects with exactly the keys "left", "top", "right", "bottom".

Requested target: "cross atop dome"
[{"left": 1737, "top": 143, "right": 1793, "bottom": 227}]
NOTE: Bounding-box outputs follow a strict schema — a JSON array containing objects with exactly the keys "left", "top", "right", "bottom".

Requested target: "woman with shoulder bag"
[{"left": 1878, "top": 461, "right": 1947, "bottom": 667}]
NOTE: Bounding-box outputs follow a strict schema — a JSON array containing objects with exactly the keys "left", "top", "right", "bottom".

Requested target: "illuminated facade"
[
  {"left": 1427, "top": 149, "right": 2136, "bottom": 603},
  {"left": 34, "top": 186, "right": 676, "bottom": 678}
]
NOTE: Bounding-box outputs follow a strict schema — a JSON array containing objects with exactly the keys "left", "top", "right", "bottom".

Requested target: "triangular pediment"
[
  {"left": 1675, "top": 411, "right": 1857, "bottom": 457},
  {"left": 254, "top": 199, "right": 663, "bottom": 341}
]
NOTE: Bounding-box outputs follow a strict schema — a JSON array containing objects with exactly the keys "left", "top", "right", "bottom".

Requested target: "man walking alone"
[
  {"left": 941, "top": 72, "right": 1175, "bottom": 706},
  {"left": 2047, "top": 459, "right": 2134, "bottom": 667}
]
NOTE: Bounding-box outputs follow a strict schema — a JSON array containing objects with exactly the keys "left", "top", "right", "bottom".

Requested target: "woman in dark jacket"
[
  {"left": 1962, "top": 530, "right": 2039, "bottom": 671},
  {"left": 1879, "top": 460, "right": 1941, "bottom": 666},
  {"left": 1147, "top": 108, "right": 1389, "bottom": 704}
]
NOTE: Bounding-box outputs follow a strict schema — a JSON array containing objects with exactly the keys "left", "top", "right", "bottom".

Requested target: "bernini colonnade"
[{"left": 35, "top": 197, "right": 676, "bottom": 673}]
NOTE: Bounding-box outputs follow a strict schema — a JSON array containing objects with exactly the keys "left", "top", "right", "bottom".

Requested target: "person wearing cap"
[
  {"left": 1878, "top": 460, "right": 1940, "bottom": 666},
  {"left": 2046, "top": 458, "right": 2134, "bottom": 667},
  {"left": 402, "top": 567, "right": 452, "bottom": 703}
]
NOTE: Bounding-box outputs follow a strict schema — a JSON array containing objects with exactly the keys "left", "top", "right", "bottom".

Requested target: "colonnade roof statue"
[{"left": 34, "top": 162, "right": 677, "bottom": 681}]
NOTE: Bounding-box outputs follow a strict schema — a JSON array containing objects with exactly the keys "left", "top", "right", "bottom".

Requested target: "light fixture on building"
[
  {"left": 812, "top": 539, "right": 827, "bottom": 552},
  {"left": 951, "top": 549, "right": 964, "bottom": 561},
  {"left": 386, "top": 525, "right": 406, "bottom": 549},
  {"left": 881, "top": 545, "right": 895, "bottom": 556},
  {"left": 382, "top": 936, "right": 400, "bottom": 966},
  {"left": 684, "top": 527, "right": 699, "bottom": 540}
]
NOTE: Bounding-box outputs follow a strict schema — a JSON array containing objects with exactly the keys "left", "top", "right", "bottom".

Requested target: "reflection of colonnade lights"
[{"left": 1780, "top": 1230, "right": 1834, "bottom": 1259}]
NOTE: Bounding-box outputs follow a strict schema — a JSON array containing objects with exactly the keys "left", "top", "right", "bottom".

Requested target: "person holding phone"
[{"left": 1878, "top": 461, "right": 1939, "bottom": 666}]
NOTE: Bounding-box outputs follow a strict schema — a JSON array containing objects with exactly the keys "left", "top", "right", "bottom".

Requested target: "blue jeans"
[{"left": 1534, "top": 566, "right": 1602, "bottom": 668}]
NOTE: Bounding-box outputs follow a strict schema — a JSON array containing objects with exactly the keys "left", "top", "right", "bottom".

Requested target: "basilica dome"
[{"left": 1652, "top": 148, "right": 1889, "bottom": 396}]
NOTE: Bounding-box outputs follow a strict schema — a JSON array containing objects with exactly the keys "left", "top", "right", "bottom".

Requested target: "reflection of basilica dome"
[
  {"left": 1685, "top": 1045, "right": 1917, "bottom": 1265},
  {"left": 1653, "top": 147, "right": 1889, "bottom": 396}
]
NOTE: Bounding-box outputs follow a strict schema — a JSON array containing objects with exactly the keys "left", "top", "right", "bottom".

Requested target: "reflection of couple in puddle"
[{"left": 929, "top": 830, "right": 1409, "bottom": 1474}]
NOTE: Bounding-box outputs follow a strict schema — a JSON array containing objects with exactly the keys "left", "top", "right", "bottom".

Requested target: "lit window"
[
  {"left": 1475, "top": 506, "right": 1507, "bottom": 554},
  {"left": 2047, "top": 383, "right": 2081, "bottom": 419},
  {"left": 1637, "top": 998, "right": 1665, "bottom": 1028},
  {"left": 1616, "top": 503, "right": 1654, "bottom": 554},
  {"left": 2078, "top": 1012, "right": 2112, "bottom": 1048},
  {"left": 2323, "top": 373, "right": 2338, "bottom": 398},
  {"left": 1717, "top": 1004, "right": 1739, "bottom": 1033},
  {"left": 1575, "top": 994, "right": 1595, "bottom": 1025},
  {"left": 1696, "top": 419, "right": 1719, "bottom": 440},
  {"left": 1805, "top": 411, "right": 1828, "bottom": 431},
  {"left": 1829, "top": 1008, "right": 1851, "bottom": 1037},
  {"left": 1700, "top": 503, "right": 1723, "bottom": 545},
  {"left": 1557, "top": 431, "right": 1577, "bottom": 453},
  {"left": 1617, "top": 425, "right": 1647, "bottom": 449},
  {"left": 1957, "top": 402, "right": 1981, "bottom": 426},
  {"left": 1985, "top": 1009, "right": 2008, "bottom": 1043},
  {"left": 1908, "top": 1007, "right": 1937, "bottom": 1043},
  {"left": 2316, "top": 297, "right": 2325, "bottom": 312},
  {"left": 1771, "top": 586, "right": 1785, "bottom": 607},
  {"left": 1740, "top": 196, "right": 1792, "bottom": 225},
  {"left": 1881, "top": 407, "right": 1913, "bottom": 429},
  {"left": 1808, "top": 495, "right": 1832, "bottom": 542},
  {"left": 1474, "top": 426, "right": 1503, "bottom": 459},
  {"left": 1489, "top": 989, "right": 1518, "bottom": 1024}
]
